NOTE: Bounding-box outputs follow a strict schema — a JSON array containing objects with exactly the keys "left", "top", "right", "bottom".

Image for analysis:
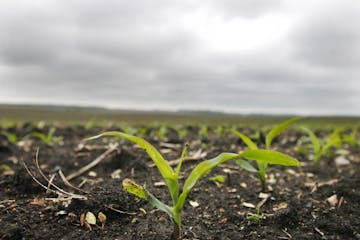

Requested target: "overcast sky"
[{"left": 0, "top": 0, "right": 359, "bottom": 115}]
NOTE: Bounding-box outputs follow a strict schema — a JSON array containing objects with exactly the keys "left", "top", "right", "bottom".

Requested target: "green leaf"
[
  {"left": 240, "top": 149, "right": 300, "bottom": 167},
  {"left": 86, "top": 132, "right": 179, "bottom": 204},
  {"left": 342, "top": 128, "right": 359, "bottom": 147},
  {"left": 122, "top": 178, "right": 148, "bottom": 200},
  {"left": 257, "top": 162, "right": 267, "bottom": 185},
  {"left": 176, "top": 150, "right": 299, "bottom": 211},
  {"left": 231, "top": 130, "right": 258, "bottom": 150},
  {"left": 1, "top": 132, "right": 17, "bottom": 144},
  {"left": 210, "top": 175, "right": 226, "bottom": 183},
  {"left": 32, "top": 132, "right": 51, "bottom": 145},
  {"left": 176, "top": 152, "right": 239, "bottom": 211},
  {"left": 147, "top": 191, "right": 173, "bottom": 219},
  {"left": 301, "top": 127, "right": 321, "bottom": 162},
  {"left": 199, "top": 126, "right": 208, "bottom": 138},
  {"left": 294, "top": 146, "right": 308, "bottom": 156},
  {"left": 265, "top": 117, "right": 302, "bottom": 149},
  {"left": 321, "top": 128, "right": 343, "bottom": 156},
  {"left": 122, "top": 180, "right": 174, "bottom": 224},
  {"left": 328, "top": 128, "right": 343, "bottom": 148},
  {"left": 236, "top": 159, "right": 258, "bottom": 173},
  {"left": 48, "top": 127, "right": 56, "bottom": 140},
  {"left": 175, "top": 144, "right": 188, "bottom": 177},
  {"left": 86, "top": 212, "right": 97, "bottom": 225}
]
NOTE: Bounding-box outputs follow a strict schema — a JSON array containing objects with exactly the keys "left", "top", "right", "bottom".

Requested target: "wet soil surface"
[{"left": 0, "top": 125, "right": 359, "bottom": 240}]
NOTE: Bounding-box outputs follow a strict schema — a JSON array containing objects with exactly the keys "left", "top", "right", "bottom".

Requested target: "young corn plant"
[
  {"left": 156, "top": 125, "right": 168, "bottom": 141},
  {"left": 341, "top": 127, "right": 359, "bottom": 148},
  {"left": 86, "top": 131, "right": 300, "bottom": 239},
  {"left": 301, "top": 127, "right": 345, "bottom": 164},
  {"left": 215, "top": 125, "right": 225, "bottom": 137},
  {"left": 32, "top": 127, "right": 63, "bottom": 146},
  {"left": 199, "top": 125, "right": 209, "bottom": 139},
  {"left": 1, "top": 130, "right": 18, "bottom": 144},
  {"left": 231, "top": 117, "right": 302, "bottom": 190},
  {"left": 174, "top": 125, "right": 188, "bottom": 140}
]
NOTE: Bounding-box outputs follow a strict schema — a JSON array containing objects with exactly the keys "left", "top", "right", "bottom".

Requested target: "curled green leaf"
[
  {"left": 265, "top": 117, "right": 302, "bottom": 149},
  {"left": 231, "top": 129, "right": 258, "bottom": 150},
  {"left": 240, "top": 149, "right": 300, "bottom": 166},
  {"left": 122, "top": 178, "right": 148, "bottom": 200}
]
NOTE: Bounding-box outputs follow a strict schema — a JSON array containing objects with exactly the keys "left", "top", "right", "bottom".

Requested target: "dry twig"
[
  {"left": 23, "top": 149, "right": 87, "bottom": 200},
  {"left": 66, "top": 143, "right": 119, "bottom": 181},
  {"left": 58, "top": 169, "right": 89, "bottom": 194},
  {"left": 104, "top": 204, "right": 137, "bottom": 215}
]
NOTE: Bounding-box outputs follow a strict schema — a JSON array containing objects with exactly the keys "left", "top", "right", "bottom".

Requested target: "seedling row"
[{"left": 0, "top": 118, "right": 359, "bottom": 239}]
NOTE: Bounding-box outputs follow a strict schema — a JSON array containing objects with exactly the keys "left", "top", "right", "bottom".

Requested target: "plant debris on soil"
[{"left": 0, "top": 124, "right": 359, "bottom": 240}]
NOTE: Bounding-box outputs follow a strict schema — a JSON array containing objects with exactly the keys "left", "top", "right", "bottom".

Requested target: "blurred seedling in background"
[
  {"left": 341, "top": 127, "right": 359, "bottom": 148},
  {"left": 246, "top": 208, "right": 262, "bottom": 224},
  {"left": 137, "top": 127, "right": 148, "bottom": 138},
  {"left": 301, "top": 127, "right": 347, "bottom": 164},
  {"left": 199, "top": 125, "right": 209, "bottom": 139},
  {"left": 86, "top": 131, "right": 299, "bottom": 239},
  {"left": 157, "top": 125, "right": 168, "bottom": 141},
  {"left": 215, "top": 125, "right": 225, "bottom": 137},
  {"left": 0, "top": 164, "right": 14, "bottom": 176},
  {"left": 123, "top": 125, "right": 139, "bottom": 136},
  {"left": 174, "top": 125, "right": 189, "bottom": 140},
  {"left": 85, "top": 117, "right": 96, "bottom": 129},
  {"left": 0, "top": 130, "right": 18, "bottom": 144},
  {"left": 231, "top": 117, "right": 302, "bottom": 191},
  {"left": 123, "top": 125, "right": 148, "bottom": 137},
  {"left": 1, "top": 120, "right": 17, "bottom": 129},
  {"left": 210, "top": 174, "right": 226, "bottom": 184},
  {"left": 210, "top": 174, "right": 226, "bottom": 187},
  {"left": 32, "top": 127, "right": 63, "bottom": 146}
]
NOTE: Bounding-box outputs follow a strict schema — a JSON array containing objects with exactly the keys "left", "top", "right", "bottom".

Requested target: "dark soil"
[{"left": 0, "top": 125, "right": 359, "bottom": 240}]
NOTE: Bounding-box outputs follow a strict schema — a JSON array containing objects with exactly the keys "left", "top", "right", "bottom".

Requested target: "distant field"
[{"left": 0, "top": 105, "right": 359, "bottom": 128}]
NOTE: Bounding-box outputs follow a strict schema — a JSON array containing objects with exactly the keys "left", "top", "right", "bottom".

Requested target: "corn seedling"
[
  {"left": 1, "top": 121, "right": 17, "bottom": 129},
  {"left": 246, "top": 208, "right": 262, "bottom": 224},
  {"left": 231, "top": 117, "right": 302, "bottom": 190},
  {"left": 341, "top": 128, "right": 359, "bottom": 148},
  {"left": 137, "top": 127, "right": 148, "bottom": 137},
  {"left": 123, "top": 125, "right": 139, "bottom": 136},
  {"left": 325, "top": 128, "right": 343, "bottom": 151},
  {"left": 85, "top": 118, "right": 96, "bottom": 129},
  {"left": 249, "top": 130, "right": 262, "bottom": 142},
  {"left": 0, "top": 164, "right": 14, "bottom": 176},
  {"left": 86, "top": 131, "right": 299, "bottom": 239},
  {"left": 174, "top": 125, "right": 188, "bottom": 139},
  {"left": 1, "top": 130, "right": 18, "bottom": 144},
  {"left": 179, "top": 129, "right": 188, "bottom": 139},
  {"left": 32, "top": 127, "right": 63, "bottom": 146},
  {"left": 302, "top": 127, "right": 345, "bottom": 164},
  {"left": 157, "top": 126, "right": 168, "bottom": 140},
  {"left": 215, "top": 125, "right": 225, "bottom": 137},
  {"left": 210, "top": 174, "right": 226, "bottom": 184},
  {"left": 199, "top": 125, "right": 209, "bottom": 139}
]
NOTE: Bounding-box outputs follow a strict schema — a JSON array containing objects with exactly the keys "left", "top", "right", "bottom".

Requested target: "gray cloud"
[
  {"left": 290, "top": 1, "right": 360, "bottom": 69},
  {"left": 0, "top": 0, "right": 359, "bottom": 115},
  {"left": 201, "top": 0, "right": 283, "bottom": 19}
]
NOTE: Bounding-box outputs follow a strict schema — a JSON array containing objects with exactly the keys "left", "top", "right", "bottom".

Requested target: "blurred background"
[{"left": 0, "top": 0, "right": 359, "bottom": 117}]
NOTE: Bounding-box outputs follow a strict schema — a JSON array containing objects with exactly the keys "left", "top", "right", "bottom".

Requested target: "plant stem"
[
  {"left": 258, "top": 162, "right": 267, "bottom": 192},
  {"left": 171, "top": 210, "right": 181, "bottom": 240},
  {"left": 171, "top": 222, "right": 181, "bottom": 240},
  {"left": 259, "top": 172, "right": 266, "bottom": 192}
]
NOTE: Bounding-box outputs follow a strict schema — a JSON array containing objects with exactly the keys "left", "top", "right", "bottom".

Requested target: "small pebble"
[
  {"left": 326, "top": 194, "right": 338, "bottom": 207},
  {"left": 335, "top": 156, "right": 350, "bottom": 166},
  {"left": 189, "top": 200, "right": 200, "bottom": 208},
  {"left": 88, "top": 171, "right": 97, "bottom": 177}
]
